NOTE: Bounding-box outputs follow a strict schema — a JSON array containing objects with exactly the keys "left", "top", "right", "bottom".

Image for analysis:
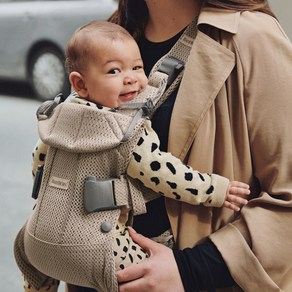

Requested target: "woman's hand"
[
  {"left": 224, "top": 181, "right": 250, "bottom": 211},
  {"left": 117, "top": 227, "right": 184, "bottom": 292}
]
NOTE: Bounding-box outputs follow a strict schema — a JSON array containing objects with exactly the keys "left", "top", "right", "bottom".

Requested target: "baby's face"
[{"left": 82, "top": 37, "right": 148, "bottom": 108}]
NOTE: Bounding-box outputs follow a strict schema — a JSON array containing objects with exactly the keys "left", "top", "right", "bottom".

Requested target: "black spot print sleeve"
[{"left": 127, "top": 120, "right": 230, "bottom": 207}]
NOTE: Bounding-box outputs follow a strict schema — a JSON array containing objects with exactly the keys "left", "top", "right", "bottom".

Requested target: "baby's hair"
[{"left": 65, "top": 20, "right": 134, "bottom": 73}]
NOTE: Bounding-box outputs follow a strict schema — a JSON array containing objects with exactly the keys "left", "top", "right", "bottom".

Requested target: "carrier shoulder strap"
[{"left": 150, "top": 16, "right": 198, "bottom": 108}]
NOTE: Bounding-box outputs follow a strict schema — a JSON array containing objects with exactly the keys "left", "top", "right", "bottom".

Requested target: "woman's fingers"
[
  {"left": 117, "top": 229, "right": 184, "bottom": 292},
  {"left": 117, "top": 259, "right": 146, "bottom": 284},
  {"left": 117, "top": 227, "right": 155, "bottom": 284}
]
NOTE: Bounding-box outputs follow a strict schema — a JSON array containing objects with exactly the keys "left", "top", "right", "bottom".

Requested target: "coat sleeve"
[
  {"left": 210, "top": 12, "right": 292, "bottom": 291},
  {"left": 127, "top": 120, "right": 229, "bottom": 207}
]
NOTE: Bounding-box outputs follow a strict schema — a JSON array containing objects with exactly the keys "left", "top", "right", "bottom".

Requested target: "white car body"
[{"left": 0, "top": 0, "right": 117, "bottom": 100}]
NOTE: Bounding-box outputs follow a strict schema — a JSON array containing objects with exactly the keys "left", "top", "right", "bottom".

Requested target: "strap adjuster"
[
  {"left": 158, "top": 56, "right": 184, "bottom": 86},
  {"left": 142, "top": 98, "right": 154, "bottom": 116},
  {"left": 36, "top": 93, "right": 64, "bottom": 120}
]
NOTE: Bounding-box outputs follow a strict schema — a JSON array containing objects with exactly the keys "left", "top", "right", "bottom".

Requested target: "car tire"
[{"left": 28, "top": 46, "right": 71, "bottom": 101}]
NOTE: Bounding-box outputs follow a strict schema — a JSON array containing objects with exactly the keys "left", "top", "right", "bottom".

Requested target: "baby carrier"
[{"left": 14, "top": 19, "right": 197, "bottom": 292}]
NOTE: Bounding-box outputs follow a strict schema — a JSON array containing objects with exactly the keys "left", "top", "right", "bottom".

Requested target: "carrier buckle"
[
  {"left": 83, "top": 176, "right": 120, "bottom": 213},
  {"left": 158, "top": 56, "right": 184, "bottom": 86},
  {"left": 31, "top": 165, "right": 44, "bottom": 200},
  {"left": 142, "top": 98, "right": 154, "bottom": 116},
  {"left": 36, "top": 93, "right": 64, "bottom": 120}
]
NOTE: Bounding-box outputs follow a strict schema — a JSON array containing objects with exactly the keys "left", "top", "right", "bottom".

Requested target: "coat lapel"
[
  {"left": 168, "top": 22, "right": 236, "bottom": 160},
  {"left": 167, "top": 9, "right": 239, "bottom": 243}
]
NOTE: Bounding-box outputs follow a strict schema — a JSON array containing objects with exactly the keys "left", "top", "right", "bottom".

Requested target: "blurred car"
[{"left": 0, "top": 0, "right": 117, "bottom": 100}]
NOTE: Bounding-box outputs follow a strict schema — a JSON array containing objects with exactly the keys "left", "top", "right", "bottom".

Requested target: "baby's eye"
[
  {"left": 108, "top": 68, "right": 121, "bottom": 74},
  {"left": 133, "top": 66, "right": 143, "bottom": 71}
]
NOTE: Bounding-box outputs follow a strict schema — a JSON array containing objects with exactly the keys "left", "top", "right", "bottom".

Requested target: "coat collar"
[
  {"left": 198, "top": 7, "right": 241, "bottom": 34},
  {"left": 168, "top": 9, "right": 237, "bottom": 159}
]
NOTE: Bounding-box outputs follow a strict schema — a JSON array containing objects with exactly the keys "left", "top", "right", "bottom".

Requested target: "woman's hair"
[
  {"left": 108, "top": 0, "right": 275, "bottom": 39},
  {"left": 65, "top": 20, "right": 133, "bottom": 73},
  {"left": 205, "top": 0, "right": 275, "bottom": 16},
  {"left": 108, "top": 0, "right": 148, "bottom": 40}
]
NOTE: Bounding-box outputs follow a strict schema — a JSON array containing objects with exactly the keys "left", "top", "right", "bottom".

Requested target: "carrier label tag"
[
  {"left": 49, "top": 176, "right": 70, "bottom": 190},
  {"left": 180, "top": 35, "right": 194, "bottom": 48}
]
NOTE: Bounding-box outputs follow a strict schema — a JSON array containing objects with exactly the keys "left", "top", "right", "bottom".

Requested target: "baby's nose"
[{"left": 124, "top": 75, "right": 138, "bottom": 84}]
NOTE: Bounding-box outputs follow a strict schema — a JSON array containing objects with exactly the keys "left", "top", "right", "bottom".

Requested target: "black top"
[{"left": 133, "top": 30, "right": 236, "bottom": 291}]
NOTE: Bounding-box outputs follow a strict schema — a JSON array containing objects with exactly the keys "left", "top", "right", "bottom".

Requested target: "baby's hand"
[{"left": 223, "top": 181, "right": 250, "bottom": 211}]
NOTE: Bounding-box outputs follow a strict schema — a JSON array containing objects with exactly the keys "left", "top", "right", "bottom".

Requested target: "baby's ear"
[{"left": 69, "top": 71, "right": 88, "bottom": 98}]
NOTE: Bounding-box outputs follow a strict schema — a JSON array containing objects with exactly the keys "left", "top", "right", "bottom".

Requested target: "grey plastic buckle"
[
  {"left": 31, "top": 165, "right": 44, "bottom": 200},
  {"left": 142, "top": 98, "right": 154, "bottom": 116},
  {"left": 36, "top": 93, "right": 64, "bottom": 120},
  {"left": 158, "top": 56, "right": 184, "bottom": 86},
  {"left": 83, "top": 176, "right": 120, "bottom": 213}
]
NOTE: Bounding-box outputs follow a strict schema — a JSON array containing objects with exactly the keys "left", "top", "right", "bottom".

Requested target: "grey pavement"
[{"left": 0, "top": 94, "right": 40, "bottom": 291}]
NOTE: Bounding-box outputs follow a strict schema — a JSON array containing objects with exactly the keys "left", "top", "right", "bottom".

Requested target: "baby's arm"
[{"left": 127, "top": 120, "right": 249, "bottom": 210}]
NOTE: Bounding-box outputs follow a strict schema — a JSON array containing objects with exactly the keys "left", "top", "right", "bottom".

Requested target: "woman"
[{"left": 71, "top": 0, "right": 292, "bottom": 291}]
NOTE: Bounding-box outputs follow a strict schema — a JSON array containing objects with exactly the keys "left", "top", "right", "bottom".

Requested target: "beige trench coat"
[{"left": 166, "top": 8, "right": 292, "bottom": 292}]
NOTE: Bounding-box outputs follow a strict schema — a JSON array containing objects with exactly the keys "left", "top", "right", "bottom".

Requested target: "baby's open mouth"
[{"left": 119, "top": 91, "right": 138, "bottom": 102}]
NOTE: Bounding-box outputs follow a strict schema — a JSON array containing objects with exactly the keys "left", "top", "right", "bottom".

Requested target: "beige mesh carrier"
[{"left": 14, "top": 19, "right": 197, "bottom": 292}]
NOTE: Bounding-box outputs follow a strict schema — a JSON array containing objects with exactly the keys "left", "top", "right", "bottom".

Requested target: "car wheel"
[{"left": 29, "top": 47, "right": 71, "bottom": 101}]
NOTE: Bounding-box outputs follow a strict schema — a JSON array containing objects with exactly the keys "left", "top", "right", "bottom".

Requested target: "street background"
[
  {"left": 270, "top": 0, "right": 291, "bottom": 40},
  {"left": 0, "top": 1, "right": 291, "bottom": 291},
  {"left": 0, "top": 85, "right": 42, "bottom": 291}
]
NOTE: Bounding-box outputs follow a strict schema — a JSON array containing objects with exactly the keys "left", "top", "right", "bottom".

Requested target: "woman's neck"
[{"left": 144, "top": 0, "right": 203, "bottom": 42}]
